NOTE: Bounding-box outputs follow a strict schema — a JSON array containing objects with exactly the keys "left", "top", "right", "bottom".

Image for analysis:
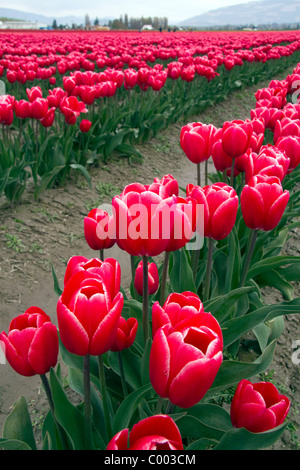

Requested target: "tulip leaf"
[
  {"left": 222, "top": 297, "right": 300, "bottom": 347},
  {"left": 185, "top": 437, "right": 218, "bottom": 450},
  {"left": 255, "top": 269, "right": 294, "bottom": 301},
  {"left": 214, "top": 423, "right": 288, "bottom": 450},
  {"left": 0, "top": 438, "right": 32, "bottom": 450},
  {"left": 208, "top": 340, "right": 277, "bottom": 394},
  {"left": 69, "top": 164, "right": 92, "bottom": 188},
  {"left": 49, "top": 368, "right": 86, "bottom": 450},
  {"left": 112, "top": 383, "right": 153, "bottom": 435},
  {"left": 247, "top": 255, "right": 300, "bottom": 280},
  {"left": 203, "top": 286, "right": 254, "bottom": 323},
  {"left": 2, "top": 396, "right": 37, "bottom": 450},
  {"left": 51, "top": 263, "right": 63, "bottom": 296},
  {"left": 108, "top": 348, "right": 142, "bottom": 390},
  {"left": 169, "top": 248, "right": 196, "bottom": 294}
]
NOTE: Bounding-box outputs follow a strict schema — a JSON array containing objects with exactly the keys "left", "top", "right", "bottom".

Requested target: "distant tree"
[
  {"left": 94, "top": 17, "right": 99, "bottom": 26},
  {"left": 52, "top": 19, "right": 57, "bottom": 29},
  {"left": 85, "top": 14, "right": 91, "bottom": 29}
]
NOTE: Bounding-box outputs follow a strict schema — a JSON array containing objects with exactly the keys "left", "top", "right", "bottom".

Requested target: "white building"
[{"left": 0, "top": 20, "right": 48, "bottom": 29}]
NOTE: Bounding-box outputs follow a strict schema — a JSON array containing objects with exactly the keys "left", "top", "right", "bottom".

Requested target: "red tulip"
[
  {"left": 150, "top": 174, "right": 179, "bottom": 198},
  {"left": 14, "top": 99, "right": 30, "bottom": 119},
  {"left": 63, "top": 256, "right": 121, "bottom": 300},
  {"left": 180, "top": 122, "right": 217, "bottom": 164},
  {"left": 186, "top": 182, "right": 238, "bottom": 240},
  {"left": 230, "top": 379, "right": 290, "bottom": 433},
  {"left": 149, "top": 316, "right": 223, "bottom": 408},
  {"left": 152, "top": 291, "right": 223, "bottom": 339},
  {"left": 245, "top": 145, "right": 290, "bottom": 183},
  {"left": 59, "top": 96, "right": 87, "bottom": 125},
  {"left": 26, "top": 86, "right": 43, "bottom": 102},
  {"left": 29, "top": 98, "right": 48, "bottom": 120},
  {"left": 276, "top": 135, "right": 300, "bottom": 173},
  {"left": 0, "top": 307, "right": 58, "bottom": 377},
  {"left": 40, "top": 107, "right": 56, "bottom": 128},
  {"left": 220, "top": 120, "right": 253, "bottom": 159},
  {"left": 241, "top": 175, "right": 290, "bottom": 231},
  {"left": 107, "top": 415, "right": 183, "bottom": 450},
  {"left": 134, "top": 260, "right": 159, "bottom": 296},
  {"left": 112, "top": 184, "right": 185, "bottom": 257},
  {"left": 57, "top": 270, "right": 123, "bottom": 356},
  {"left": 79, "top": 119, "right": 92, "bottom": 133},
  {"left": 274, "top": 117, "right": 300, "bottom": 144},
  {"left": 110, "top": 316, "right": 138, "bottom": 352},
  {"left": 212, "top": 139, "right": 232, "bottom": 172},
  {"left": 84, "top": 208, "right": 116, "bottom": 251}
]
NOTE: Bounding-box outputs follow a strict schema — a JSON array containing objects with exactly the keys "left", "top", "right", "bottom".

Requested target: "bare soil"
[{"left": 0, "top": 69, "right": 299, "bottom": 450}]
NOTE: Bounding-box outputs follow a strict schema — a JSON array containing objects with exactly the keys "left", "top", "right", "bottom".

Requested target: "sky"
[{"left": 0, "top": 0, "right": 263, "bottom": 24}]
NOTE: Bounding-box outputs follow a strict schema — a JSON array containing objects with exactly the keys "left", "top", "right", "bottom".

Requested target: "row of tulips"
[
  {"left": 2, "top": 30, "right": 300, "bottom": 204},
  {"left": 1, "top": 57, "right": 300, "bottom": 450}
]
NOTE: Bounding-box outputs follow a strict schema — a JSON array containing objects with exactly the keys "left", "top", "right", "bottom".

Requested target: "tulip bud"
[
  {"left": 0, "top": 307, "right": 59, "bottom": 376},
  {"left": 230, "top": 379, "right": 290, "bottom": 433},
  {"left": 134, "top": 260, "right": 159, "bottom": 296},
  {"left": 241, "top": 175, "right": 289, "bottom": 231}
]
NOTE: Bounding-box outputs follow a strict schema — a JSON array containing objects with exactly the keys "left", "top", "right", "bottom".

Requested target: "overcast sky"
[{"left": 0, "top": 0, "right": 262, "bottom": 24}]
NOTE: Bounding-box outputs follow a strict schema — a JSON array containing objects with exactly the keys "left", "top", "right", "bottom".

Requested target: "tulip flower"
[
  {"left": 149, "top": 318, "right": 223, "bottom": 408},
  {"left": 134, "top": 260, "right": 159, "bottom": 297},
  {"left": 57, "top": 270, "right": 123, "bottom": 356},
  {"left": 80, "top": 119, "right": 92, "bottom": 133},
  {"left": 63, "top": 255, "right": 121, "bottom": 300},
  {"left": 84, "top": 208, "right": 116, "bottom": 252},
  {"left": 220, "top": 120, "right": 253, "bottom": 159},
  {"left": 240, "top": 175, "right": 289, "bottom": 286},
  {"left": 107, "top": 415, "right": 183, "bottom": 450},
  {"left": 276, "top": 135, "right": 300, "bottom": 173},
  {"left": 245, "top": 145, "right": 290, "bottom": 183},
  {"left": 186, "top": 182, "right": 238, "bottom": 241},
  {"left": 150, "top": 174, "right": 179, "bottom": 198},
  {"left": 274, "top": 117, "right": 300, "bottom": 144},
  {"left": 180, "top": 122, "right": 217, "bottom": 185},
  {"left": 230, "top": 379, "right": 290, "bottom": 433},
  {"left": 0, "top": 306, "right": 59, "bottom": 377},
  {"left": 152, "top": 291, "right": 224, "bottom": 339},
  {"left": 241, "top": 175, "right": 289, "bottom": 232},
  {"left": 112, "top": 184, "right": 192, "bottom": 257},
  {"left": 26, "top": 86, "right": 43, "bottom": 102},
  {"left": 110, "top": 316, "right": 138, "bottom": 352}
]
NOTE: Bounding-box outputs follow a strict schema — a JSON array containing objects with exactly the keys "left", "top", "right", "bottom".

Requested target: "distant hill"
[
  {"left": 179, "top": 0, "right": 300, "bottom": 27},
  {"left": 0, "top": 7, "right": 114, "bottom": 26}
]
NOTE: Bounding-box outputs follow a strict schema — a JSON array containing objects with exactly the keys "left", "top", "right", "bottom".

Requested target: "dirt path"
[{"left": 0, "top": 68, "right": 299, "bottom": 449}]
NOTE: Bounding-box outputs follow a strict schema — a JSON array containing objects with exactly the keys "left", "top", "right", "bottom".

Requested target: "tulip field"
[{"left": 1, "top": 28, "right": 300, "bottom": 452}]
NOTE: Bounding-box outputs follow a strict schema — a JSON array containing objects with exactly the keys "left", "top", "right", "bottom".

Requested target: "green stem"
[
  {"left": 130, "top": 254, "right": 136, "bottom": 286},
  {"left": 155, "top": 396, "right": 164, "bottom": 414},
  {"left": 98, "top": 355, "right": 112, "bottom": 441},
  {"left": 197, "top": 162, "right": 201, "bottom": 186},
  {"left": 160, "top": 251, "right": 170, "bottom": 306},
  {"left": 240, "top": 229, "right": 258, "bottom": 287},
  {"left": 99, "top": 249, "right": 104, "bottom": 261},
  {"left": 203, "top": 238, "right": 214, "bottom": 302},
  {"left": 117, "top": 351, "right": 128, "bottom": 397},
  {"left": 191, "top": 247, "right": 201, "bottom": 281},
  {"left": 230, "top": 158, "right": 235, "bottom": 188},
  {"left": 142, "top": 255, "right": 149, "bottom": 344},
  {"left": 205, "top": 159, "right": 208, "bottom": 185},
  {"left": 83, "top": 354, "right": 92, "bottom": 449}
]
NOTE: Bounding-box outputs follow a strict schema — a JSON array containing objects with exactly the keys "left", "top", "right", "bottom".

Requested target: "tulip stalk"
[
  {"left": 83, "top": 354, "right": 92, "bottom": 449},
  {"left": 117, "top": 351, "right": 128, "bottom": 397},
  {"left": 160, "top": 251, "right": 170, "bottom": 306},
  {"left": 203, "top": 238, "right": 214, "bottom": 302},
  {"left": 98, "top": 355, "right": 113, "bottom": 441},
  {"left": 240, "top": 229, "right": 258, "bottom": 287},
  {"left": 142, "top": 255, "right": 150, "bottom": 344}
]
